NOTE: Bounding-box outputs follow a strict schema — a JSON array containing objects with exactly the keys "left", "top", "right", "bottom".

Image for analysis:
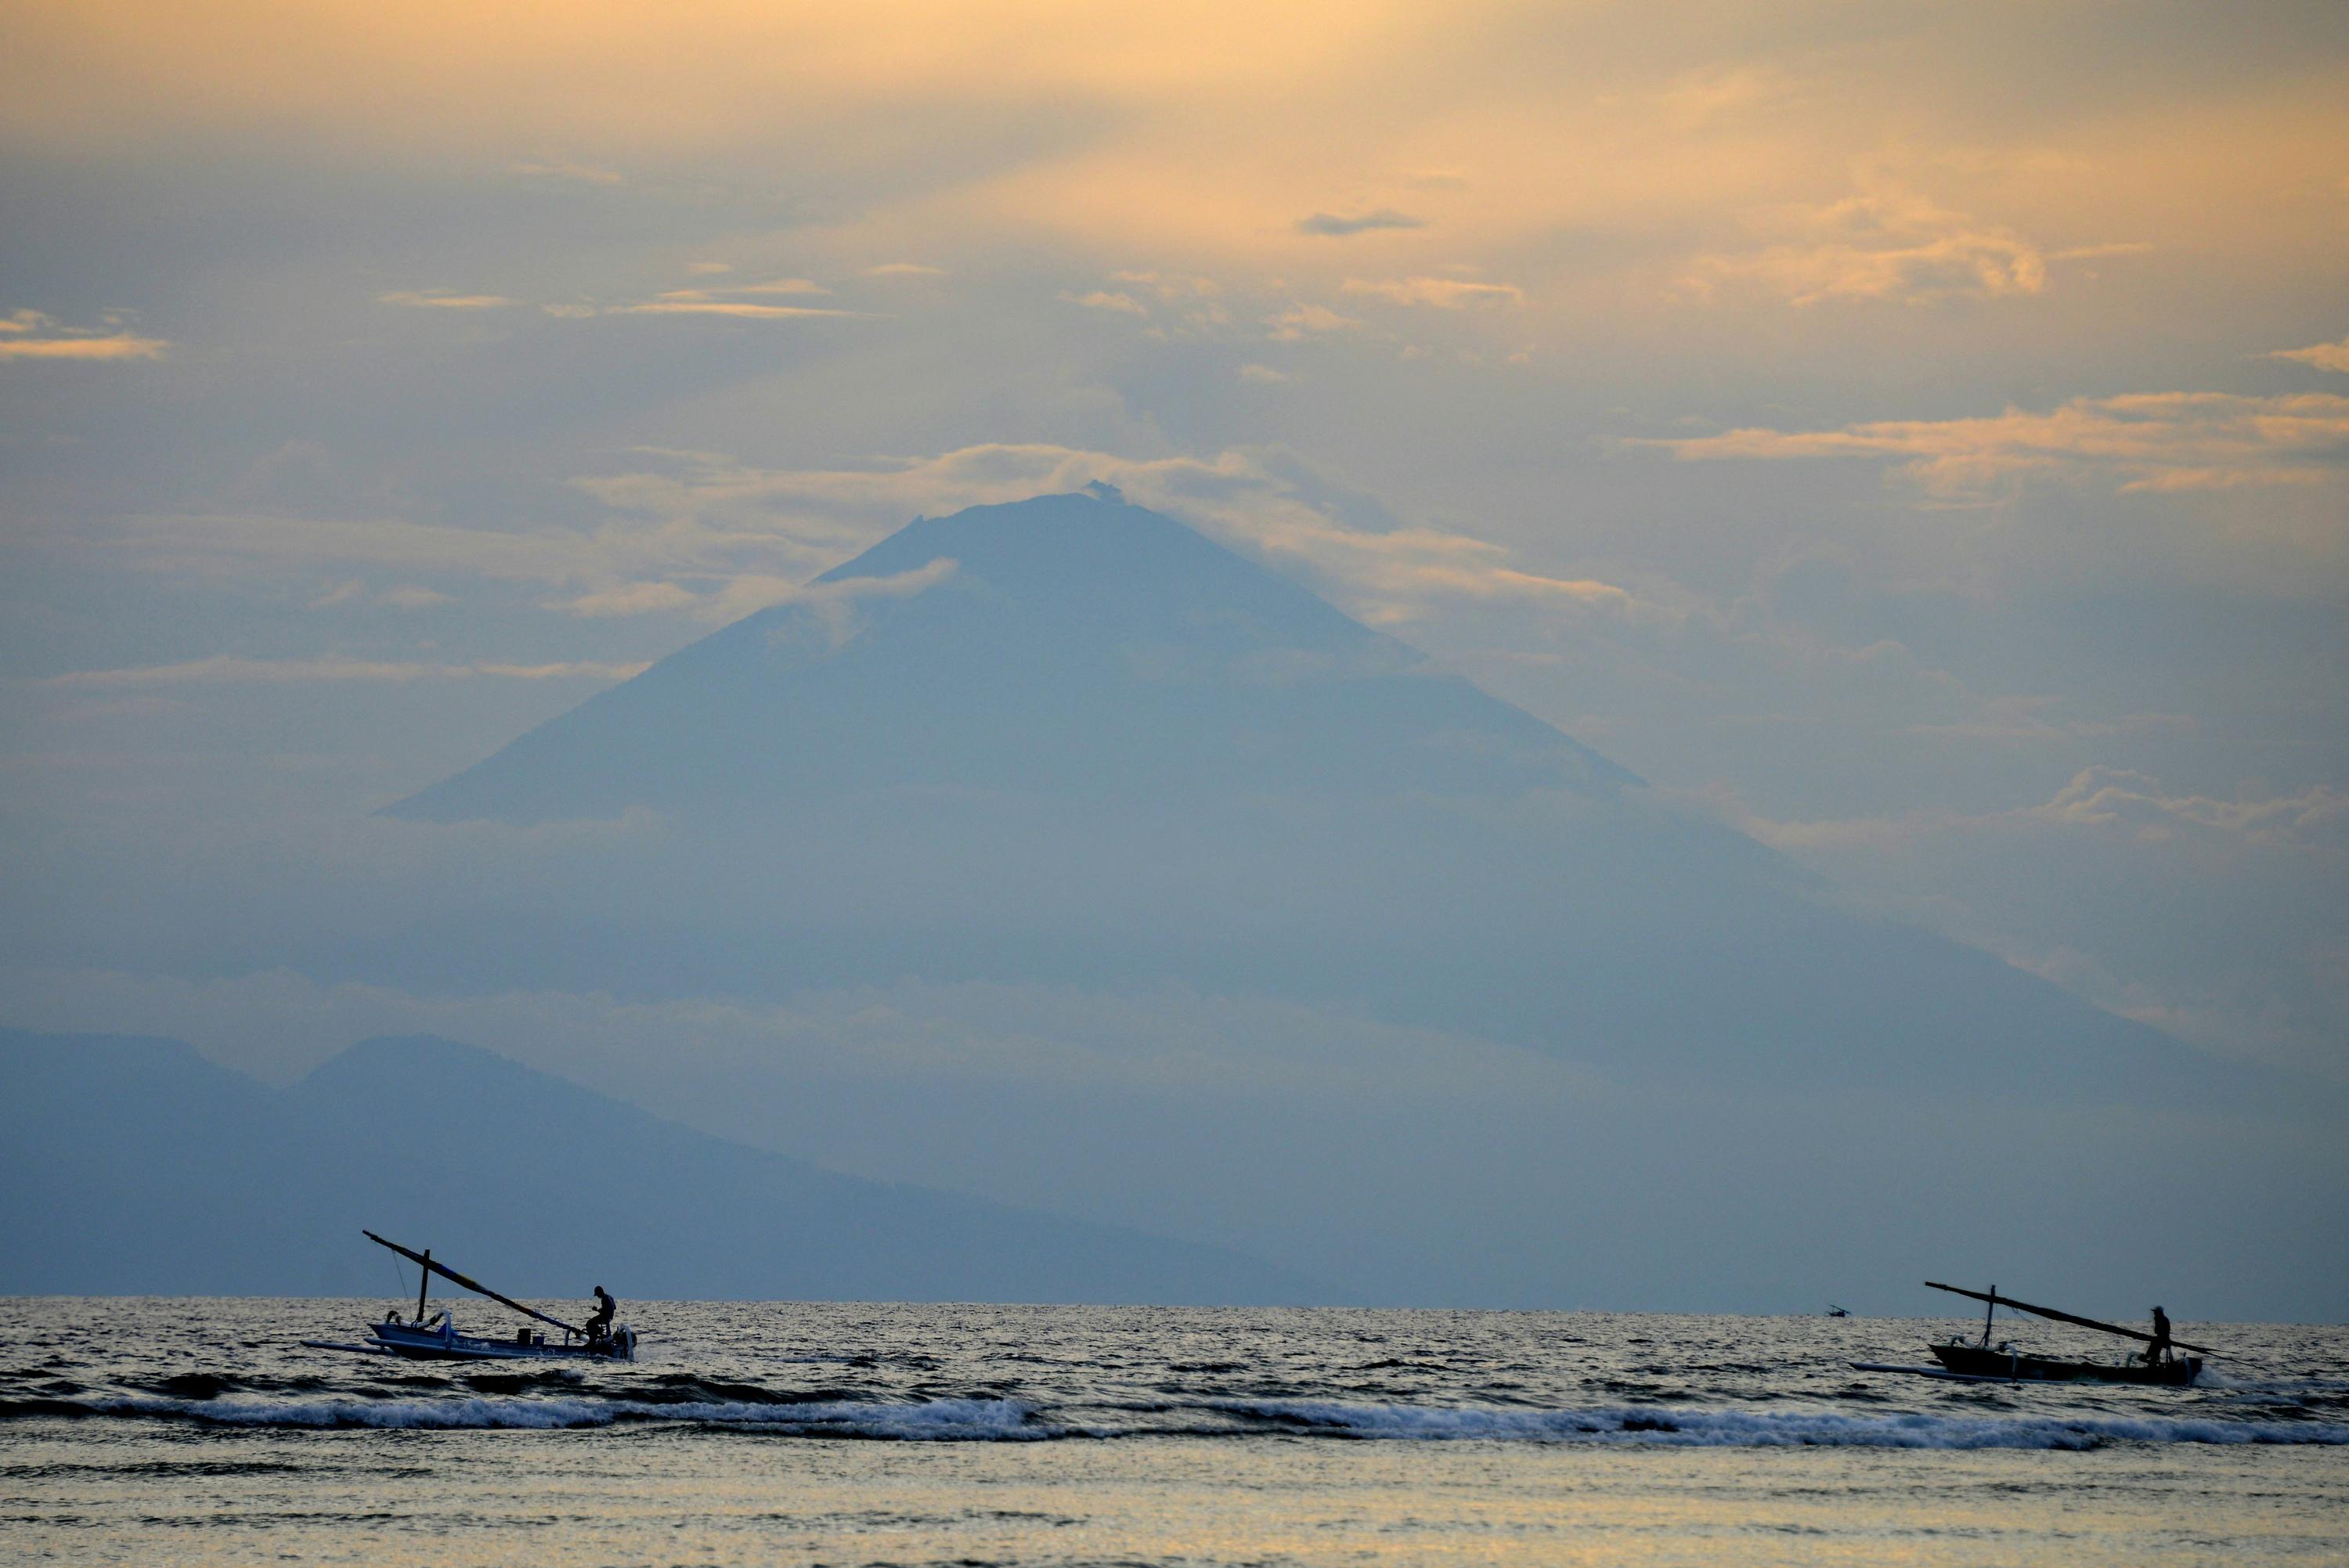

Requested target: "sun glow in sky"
[{"left": 2, "top": 3, "right": 2345, "bottom": 1132}]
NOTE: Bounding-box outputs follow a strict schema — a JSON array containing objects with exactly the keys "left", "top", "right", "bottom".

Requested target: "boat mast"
[
  {"left": 364, "top": 1231, "right": 585, "bottom": 1338},
  {"left": 1925, "top": 1281, "right": 2218, "bottom": 1355},
  {"left": 417, "top": 1249, "right": 431, "bottom": 1323}
]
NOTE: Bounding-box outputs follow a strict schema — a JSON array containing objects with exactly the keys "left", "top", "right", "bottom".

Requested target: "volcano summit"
[{"left": 398, "top": 486, "right": 1637, "bottom": 822}]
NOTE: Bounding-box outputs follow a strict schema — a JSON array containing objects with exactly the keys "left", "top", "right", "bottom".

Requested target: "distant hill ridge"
[{"left": 0, "top": 1027, "right": 1324, "bottom": 1303}]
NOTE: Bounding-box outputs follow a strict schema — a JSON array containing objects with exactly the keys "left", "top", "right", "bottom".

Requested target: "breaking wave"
[
  {"left": 35, "top": 1393, "right": 1043, "bottom": 1440},
  {"left": 13, "top": 1390, "right": 2345, "bottom": 1448},
  {"left": 1200, "top": 1397, "right": 2349, "bottom": 1448}
]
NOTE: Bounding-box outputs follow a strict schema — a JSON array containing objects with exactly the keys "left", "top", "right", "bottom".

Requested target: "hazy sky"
[{"left": 2, "top": 4, "right": 2344, "bottom": 1165}]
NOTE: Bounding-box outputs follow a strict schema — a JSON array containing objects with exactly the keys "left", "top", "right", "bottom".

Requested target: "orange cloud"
[
  {"left": 1647, "top": 392, "right": 2349, "bottom": 499},
  {"left": 4, "top": 2, "right": 2341, "bottom": 360},
  {"left": 377, "top": 290, "right": 516, "bottom": 309},
  {"left": 1342, "top": 277, "right": 1523, "bottom": 309},
  {"left": 1059, "top": 290, "right": 1149, "bottom": 315},
  {"left": 1680, "top": 190, "right": 2051, "bottom": 306},
  {"left": 2271, "top": 333, "right": 2349, "bottom": 373},
  {"left": 610, "top": 291, "right": 861, "bottom": 319},
  {"left": 0, "top": 308, "right": 167, "bottom": 361}
]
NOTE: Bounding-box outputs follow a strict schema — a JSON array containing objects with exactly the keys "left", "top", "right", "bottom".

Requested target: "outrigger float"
[
  {"left": 302, "top": 1231, "right": 637, "bottom": 1363},
  {"left": 1853, "top": 1281, "right": 2211, "bottom": 1386}
]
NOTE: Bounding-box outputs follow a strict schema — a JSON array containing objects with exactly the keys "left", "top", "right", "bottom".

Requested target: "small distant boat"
[
  {"left": 1826, "top": 1303, "right": 1851, "bottom": 1317},
  {"left": 302, "top": 1231, "right": 637, "bottom": 1363},
  {"left": 1853, "top": 1281, "right": 2210, "bottom": 1386}
]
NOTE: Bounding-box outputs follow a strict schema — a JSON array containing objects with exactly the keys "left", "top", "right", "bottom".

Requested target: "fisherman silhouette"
[
  {"left": 587, "top": 1285, "right": 616, "bottom": 1342},
  {"left": 2146, "top": 1304, "right": 2173, "bottom": 1364}
]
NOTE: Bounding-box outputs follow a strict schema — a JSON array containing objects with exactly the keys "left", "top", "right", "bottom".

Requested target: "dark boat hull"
[
  {"left": 348, "top": 1319, "right": 633, "bottom": 1362},
  {"left": 1927, "top": 1341, "right": 2199, "bottom": 1386}
]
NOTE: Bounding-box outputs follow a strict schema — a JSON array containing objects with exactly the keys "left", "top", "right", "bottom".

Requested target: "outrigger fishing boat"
[
  {"left": 302, "top": 1231, "right": 637, "bottom": 1363},
  {"left": 1853, "top": 1281, "right": 2211, "bottom": 1386}
]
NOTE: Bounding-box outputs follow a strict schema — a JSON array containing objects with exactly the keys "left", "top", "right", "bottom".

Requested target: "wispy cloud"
[
  {"left": 609, "top": 290, "right": 859, "bottom": 319},
  {"left": 0, "top": 334, "right": 168, "bottom": 362},
  {"left": 602, "top": 443, "right": 1639, "bottom": 627},
  {"left": 0, "top": 308, "right": 167, "bottom": 361},
  {"left": 1086, "top": 272, "right": 1229, "bottom": 335},
  {"left": 2049, "top": 242, "right": 2155, "bottom": 264},
  {"left": 2032, "top": 766, "right": 2347, "bottom": 848},
  {"left": 1265, "top": 304, "right": 1360, "bottom": 340},
  {"left": 1681, "top": 190, "right": 2053, "bottom": 307},
  {"left": 38, "top": 656, "right": 648, "bottom": 689},
  {"left": 1110, "top": 272, "right": 1221, "bottom": 302},
  {"left": 553, "top": 560, "right": 962, "bottom": 625},
  {"left": 1726, "top": 767, "right": 2347, "bottom": 858},
  {"left": 1341, "top": 277, "right": 1522, "bottom": 309},
  {"left": 1297, "top": 209, "right": 1425, "bottom": 236},
  {"left": 1059, "top": 290, "right": 1148, "bottom": 315},
  {"left": 1644, "top": 392, "right": 2349, "bottom": 498},
  {"left": 1650, "top": 62, "right": 1793, "bottom": 131},
  {"left": 110, "top": 439, "right": 1644, "bottom": 651},
  {"left": 867, "top": 262, "right": 947, "bottom": 277},
  {"left": 2271, "top": 333, "right": 2349, "bottom": 374},
  {"left": 1212, "top": 511, "right": 1630, "bottom": 623},
  {"left": 308, "top": 581, "right": 453, "bottom": 611},
  {"left": 122, "top": 514, "right": 633, "bottom": 585},
  {"left": 731, "top": 278, "right": 831, "bottom": 296},
  {"left": 128, "top": 452, "right": 981, "bottom": 624},
  {"left": 554, "top": 582, "right": 702, "bottom": 618},
  {"left": 508, "top": 158, "right": 622, "bottom": 185},
  {"left": 377, "top": 290, "right": 516, "bottom": 310},
  {"left": 569, "top": 445, "right": 1640, "bottom": 629},
  {"left": 707, "top": 556, "right": 958, "bottom": 629}
]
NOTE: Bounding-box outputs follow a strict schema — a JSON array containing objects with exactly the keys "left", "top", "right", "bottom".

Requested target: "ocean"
[{"left": 4, "top": 1297, "right": 2344, "bottom": 1565}]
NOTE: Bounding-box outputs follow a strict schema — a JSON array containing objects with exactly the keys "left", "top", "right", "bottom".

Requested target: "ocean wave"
[
  {"left": 37, "top": 1392, "right": 1042, "bottom": 1439},
  {"left": 1207, "top": 1398, "right": 2349, "bottom": 1448},
  {"left": 13, "top": 1390, "right": 2347, "bottom": 1447}
]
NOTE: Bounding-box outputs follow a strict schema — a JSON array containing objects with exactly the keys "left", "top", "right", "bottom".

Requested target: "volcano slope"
[{"left": 389, "top": 488, "right": 2266, "bottom": 1110}]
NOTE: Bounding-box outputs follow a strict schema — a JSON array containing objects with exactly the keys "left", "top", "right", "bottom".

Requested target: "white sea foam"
[
  {"left": 57, "top": 1391, "right": 2349, "bottom": 1447},
  {"left": 92, "top": 1394, "right": 617, "bottom": 1430},
  {"left": 83, "top": 1393, "right": 1041, "bottom": 1439},
  {"left": 1207, "top": 1399, "right": 2349, "bottom": 1449}
]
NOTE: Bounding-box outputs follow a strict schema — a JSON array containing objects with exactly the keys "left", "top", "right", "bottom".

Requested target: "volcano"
[{"left": 385, "top": 488, "right": 2257, "bottom": 1108}]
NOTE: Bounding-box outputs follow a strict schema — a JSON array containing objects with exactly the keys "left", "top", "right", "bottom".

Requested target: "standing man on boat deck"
[
  {"left": 2146, "top": 1305, "right": 2173, "bottom": 1364},
  {"left": 587, "top": 1285, "right": 616, "bottom": 1342}
]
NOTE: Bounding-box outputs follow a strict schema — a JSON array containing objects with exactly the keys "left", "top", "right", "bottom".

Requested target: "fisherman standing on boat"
[
  {"left": 2145, "top": 1305, "right": 2173, "bottom": 1365},
  {"left": 587, "top": 1285, "right": 616, "bottom": 1343}
]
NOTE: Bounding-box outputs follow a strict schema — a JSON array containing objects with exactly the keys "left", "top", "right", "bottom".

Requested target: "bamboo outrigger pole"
[
  {"left": 1925, "top": 1281, "right": 2218, "bottom": 1356},
  {"left": 365, "top": 1231, "right": 584, "bottom": 1337}
]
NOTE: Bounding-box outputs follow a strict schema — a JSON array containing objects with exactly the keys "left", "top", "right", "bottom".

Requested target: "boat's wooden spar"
[
  {"left": 1923, "top": 1281, "right": 2217, "bottom": 1355},
  {"left": 364, "top": 1230, "right": 583, "bottom": 1336}
]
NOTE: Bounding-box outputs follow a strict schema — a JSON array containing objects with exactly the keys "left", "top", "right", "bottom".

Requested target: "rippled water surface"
[{"left": 4, "top": 1298, "right": 2344, "bottom": 1564}]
